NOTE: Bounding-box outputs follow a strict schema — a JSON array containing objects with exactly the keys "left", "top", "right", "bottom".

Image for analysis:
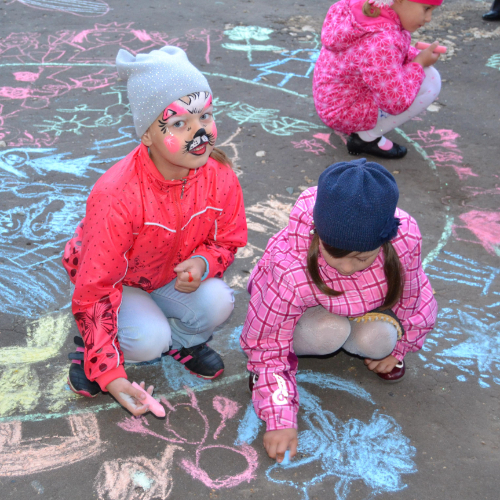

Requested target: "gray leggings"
[{"left": 294, "top": 306, "right": 398, "bottom": 359}]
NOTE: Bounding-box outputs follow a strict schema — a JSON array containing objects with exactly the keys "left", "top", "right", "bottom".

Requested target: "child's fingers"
[
  {"left": 275, "top": 441, "right": 290, "bottom": 463},
  {"left": 146, "top": 385, "right": 154, "bottom": 396},
  {"left": 267, "top": 442, "right": 278, "bottom": 460}
]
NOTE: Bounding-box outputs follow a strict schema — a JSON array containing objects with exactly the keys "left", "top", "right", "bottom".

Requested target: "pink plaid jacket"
[
  {"left": 240, "top": 188, "right": 437, "bottom": 431},
  {"left": 313, "top": 0, "right": 425, "bottom": 134}
]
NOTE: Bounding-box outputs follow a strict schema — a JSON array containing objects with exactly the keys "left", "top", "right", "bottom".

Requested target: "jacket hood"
[{"left": 322, "top": 0, "right": 402, "bottom": 53}]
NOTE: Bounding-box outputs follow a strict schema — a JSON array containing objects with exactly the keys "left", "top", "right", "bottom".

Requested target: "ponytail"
[
  {"left": 362, "top": 1, "right": 381, "bottom": 17},
  {"left": 210, "top": 147, "right": 233, "bottom": 168},
  {"left": 306, "top": 234, "right": 404, "bottom": 306}
]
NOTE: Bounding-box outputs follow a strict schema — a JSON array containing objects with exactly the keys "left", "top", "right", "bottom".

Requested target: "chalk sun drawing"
[
  {"left": 114, "top": 388, "right": 258, "bottom": 495},
  {"left": 236, "top": 372, "right": 416, "bottom": 500}
]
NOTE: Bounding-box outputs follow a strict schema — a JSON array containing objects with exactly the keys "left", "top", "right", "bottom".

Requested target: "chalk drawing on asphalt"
[
  {"left": 15, "top": 0, "right": 110, "bottom": 17},
  {"left": 235, "top": 372, "right": 416, "bottom": 500},
  {"left": 222, "top": 26, "right": 283, "bottom": 62},
  {"left": 112, "top": 388, "right": 258, "bottom": 494},
  {"left": 0, "top": 413, "right": 104, "bottom": 477},
  {"left": 251, "top": 48, "right": 319, "bottom": 87}
]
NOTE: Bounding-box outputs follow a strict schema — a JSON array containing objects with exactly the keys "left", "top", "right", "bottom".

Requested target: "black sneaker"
[
  {"left": 67, "top": 336, "right": 101, "bottom": 398},
  {"left": 347, "top": 133, "right": 407, "bottom": 159},
  {"left": 167, "top": 343, "right": 224, "bottom": 379}
]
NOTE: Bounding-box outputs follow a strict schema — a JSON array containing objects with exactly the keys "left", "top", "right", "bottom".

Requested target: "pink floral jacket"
[{"left": 313, "top": 0, "right": 425, "bottom": 134}]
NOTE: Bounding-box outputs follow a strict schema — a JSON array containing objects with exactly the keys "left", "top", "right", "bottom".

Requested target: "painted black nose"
[{"left": 193, "top": 128, "right": 207, "bottom": 139}]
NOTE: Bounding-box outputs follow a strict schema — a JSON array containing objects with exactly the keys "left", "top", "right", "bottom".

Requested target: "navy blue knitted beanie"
[{"left": 313, "top": 158, "right": 400, "bottom": 252}]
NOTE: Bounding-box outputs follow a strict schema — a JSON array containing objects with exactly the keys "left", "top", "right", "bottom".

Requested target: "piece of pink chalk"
[
  {"left": 415, "top": 42, "right": 447, "bottom": 54},
  {"left": 131, "top": 382, "right": 165, "bottom": 417}
]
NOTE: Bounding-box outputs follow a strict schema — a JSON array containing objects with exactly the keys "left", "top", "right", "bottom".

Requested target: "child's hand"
[
  {"left": 414, "top": 41, "right": 441, "bottom": 68},
  {"left": 174, "top": 258, "right": 206, "bottom": 293},
  {"left": 106, "top": 378, "right": 154, "bottom": 416},
  {"left": 263, "top": 428, "right": 298, "bottom": 463},
  {"left": 364, "top": 354, "right": 400, "bottom": 374}
]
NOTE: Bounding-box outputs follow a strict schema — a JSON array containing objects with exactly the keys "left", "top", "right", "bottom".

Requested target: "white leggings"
[
  {"left": 294, "top": 306, "right": 398, "bottom": 359},
  {"left": 358, "top": 66, "right": 441, "bottom": 141}
]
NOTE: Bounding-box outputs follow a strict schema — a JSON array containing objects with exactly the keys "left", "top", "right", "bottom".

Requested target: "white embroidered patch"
[{"left": 272, "top": 373, "right": 289, "bottom": 406}]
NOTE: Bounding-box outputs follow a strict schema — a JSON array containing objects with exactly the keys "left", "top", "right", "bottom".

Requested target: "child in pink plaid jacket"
[{"left": 241, "top": 159, "right": 437, "bottom": 463}]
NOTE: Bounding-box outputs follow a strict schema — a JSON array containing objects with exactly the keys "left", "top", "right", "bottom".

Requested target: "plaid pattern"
[{"left": 240, "top": 188, "right": 437, "bottom": 431}]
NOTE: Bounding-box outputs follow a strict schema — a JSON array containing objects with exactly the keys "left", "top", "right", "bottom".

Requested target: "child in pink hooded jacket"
[{"left": 313, "top": 0, "right": 443, "bottom": 159}]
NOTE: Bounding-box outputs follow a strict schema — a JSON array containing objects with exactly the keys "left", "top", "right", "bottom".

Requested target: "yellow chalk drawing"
[
  {"left": 0, "top": 366, "right": 40, "bottom": 415},
  {"left": 0, "top": 313, "right": 75, "bottom": 416},
  {"left": 0, "top": 314, "right": 72, "bottom": 366},
  {"left": 46, "top": 365, "right": 77, "bottom": 412}
]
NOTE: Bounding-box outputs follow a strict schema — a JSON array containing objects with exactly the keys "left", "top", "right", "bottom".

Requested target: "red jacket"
[{"left": 63, "top": 144, "right": 247, "bottom": 389}]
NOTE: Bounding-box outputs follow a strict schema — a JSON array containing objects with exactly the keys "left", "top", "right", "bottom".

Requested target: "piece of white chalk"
[
  {"left": 131, "top": 382, "right": 165, "bottom": 417},
  {"left": 415, "top": 42, "right": 447, "bottom": 54}
]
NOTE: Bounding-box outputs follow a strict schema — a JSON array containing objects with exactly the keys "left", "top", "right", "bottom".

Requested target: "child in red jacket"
[
  {"left": 63, "top": 46, "right": 247, "bottom": 416},
  {"left": 313, "top": 0, "right": 443, "bottom": 159}
]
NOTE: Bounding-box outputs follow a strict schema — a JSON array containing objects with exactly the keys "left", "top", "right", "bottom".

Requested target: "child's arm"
[
  {"left": 358, "top": 32, "right": 427, "bottom": 116},
  {"left": 391, "top": 220, "right": 438, "bottom": 361},
  {"left": 190, "top": 168, "right": 247, "bottom": 280},
  {"left": 240, "top": 264, "right": 305, "bottom": 455},
  {"left": 69, "top": 192, "right": 135, "bottom": 391}
]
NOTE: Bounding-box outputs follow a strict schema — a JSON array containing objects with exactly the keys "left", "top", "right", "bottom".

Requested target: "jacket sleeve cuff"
[
  {"left": 191, "top": 255, "right": 210, "bottom": 281},
  {"left": 391, "top": 340, "right": 411, "bottom": 362},
  {"left": 96, "top": 365, "right": 127, "bottom": 392},
  {"left": 265, "top": 409, "right": 298, "bottom": 432}
]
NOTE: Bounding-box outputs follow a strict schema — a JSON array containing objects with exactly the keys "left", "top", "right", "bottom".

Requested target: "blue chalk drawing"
[
  {"left": 236, "top": 372, "right": 416, "bottom": 500},
  {"left": 35, "top": 86, "right": 131, "bottom": 136},
  {"left": 486, "top": 54, "right": 500, "bottom": 71},
  {"left": 426, "top": 251, "right": 500, "bottom": 296},
  {"left": 213, "top": 98, "right": 323, "bottom": 137},
  {"left": 0, "top": 148, "right": 103, "bottom": 179},
  {"left": 235, "top": 401, "right": 262, "bottom": 446},
  {"left": 222, "top": 26, "right": 283, "bottom": 62},
  {"left": 422, "top": 303, "right": 500, "bottom": 386},
  {"left": 251, "top": 48, "right": 319, "bottom": 87},
  {"left": 228, "top": 325, "right": 243, "bottom": 351},
  {"left": 161, "top": 356, "right": 211, "bottom": 392}
]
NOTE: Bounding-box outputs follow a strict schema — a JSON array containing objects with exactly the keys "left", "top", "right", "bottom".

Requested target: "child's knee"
[
  {"left": 421, "top": 66, "right": 441, "bottom": 98},
  {"left": 346, "top": 320, "right": 397, "bottom": 359},
  {"left": 294, "top": 308, "right": 350, "bottom": 355},
  {"left": 119, "top": 318, "right": 172, "bottom": 362},
  {"left": 198, "top": 278, "right": 235, "bottom": 327}
]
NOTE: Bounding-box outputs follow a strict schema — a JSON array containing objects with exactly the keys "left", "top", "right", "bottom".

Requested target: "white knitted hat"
[{"left": 116, "top": 46, "right": 211, "bottom": 138}]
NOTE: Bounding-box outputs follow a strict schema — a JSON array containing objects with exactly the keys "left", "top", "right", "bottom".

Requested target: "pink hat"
[{"left": 369, "top": 0, "right": 443, "bottom": 7}]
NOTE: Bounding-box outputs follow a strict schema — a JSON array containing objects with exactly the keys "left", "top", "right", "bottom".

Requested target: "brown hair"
[
  {"left": 362, "top": 1, "right": 381, "bottom": 17},
  {"left": 306, "top": 232, "right": 403, "bottom": 309},
  {"left": 210, "top": 147, "right": 233, "bottom": 168}
]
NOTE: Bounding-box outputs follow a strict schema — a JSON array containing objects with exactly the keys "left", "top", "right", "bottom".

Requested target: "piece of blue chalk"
[{"left": 280, "top": 450, "right": 290, "bottom": 466}]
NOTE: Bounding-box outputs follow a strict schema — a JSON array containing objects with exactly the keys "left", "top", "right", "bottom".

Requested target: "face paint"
[
  {"left": 163, "top": 130, "right": 181, "bottom": 153},
  {"left": 184, "top": 128, "right": 215, "bottom": 156}
]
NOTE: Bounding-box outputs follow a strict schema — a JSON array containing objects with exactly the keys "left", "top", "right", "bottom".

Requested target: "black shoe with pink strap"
[
  {"left": 67, "top": 336, "right": 101, "bottom": 397},
  {"left": 167, "top": 343, "right": 224, "bottom": 379}
]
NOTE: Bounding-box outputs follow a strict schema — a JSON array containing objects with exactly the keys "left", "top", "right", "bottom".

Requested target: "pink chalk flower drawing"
[{"left": 94, "top": 389, "right": 258, "bottom": 499}]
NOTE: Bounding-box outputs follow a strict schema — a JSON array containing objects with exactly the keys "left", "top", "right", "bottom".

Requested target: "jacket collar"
[{"left": 137, "top": 143, "right": 205, "bottom": 192}]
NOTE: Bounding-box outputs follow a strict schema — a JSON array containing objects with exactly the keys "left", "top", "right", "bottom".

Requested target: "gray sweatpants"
[{"left": 117, "top": 278, "right": 234, "bottom": 362}]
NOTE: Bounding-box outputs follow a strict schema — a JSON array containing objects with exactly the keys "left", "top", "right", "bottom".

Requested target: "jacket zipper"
[{"left": 165, "top": 179, "right": 187, "bottom": 280}]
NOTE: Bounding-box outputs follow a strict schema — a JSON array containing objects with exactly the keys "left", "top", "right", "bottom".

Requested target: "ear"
[{"left": 141, "top": 128, "right": 153, "bottom": 147}]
